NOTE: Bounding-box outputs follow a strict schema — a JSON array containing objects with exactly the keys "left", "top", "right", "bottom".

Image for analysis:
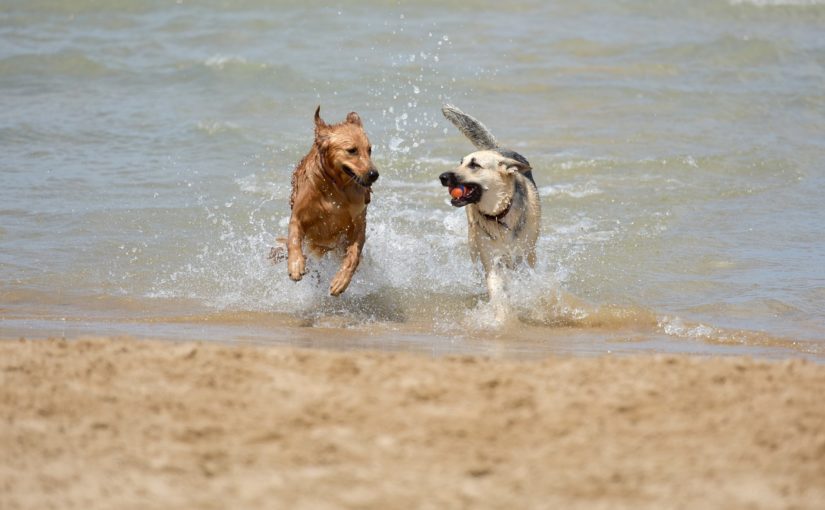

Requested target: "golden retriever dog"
[
  {"left": 273, "top": 106, "right": 379, "bottom": 296},
  {"left": 439, "top": 104, "right": 540, "bottom": 312}
]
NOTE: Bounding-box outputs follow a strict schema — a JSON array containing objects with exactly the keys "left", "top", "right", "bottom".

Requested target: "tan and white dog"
[{"left": 439, "top": 104, "right": 540, "bottom": 310}]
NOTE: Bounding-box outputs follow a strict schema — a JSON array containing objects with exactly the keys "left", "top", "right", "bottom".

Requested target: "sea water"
[{"left": 2, "top": 0, "right": 824, "bottom": 359}]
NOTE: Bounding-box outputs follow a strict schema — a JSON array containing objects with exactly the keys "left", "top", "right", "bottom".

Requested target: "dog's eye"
[
  {"left": 468, "top": 159, "right": 481, "bottom": 169},
  {"left": 367, "top": 146, "right": 372, "bottom": 156},
  {"left": 347, "top": 147, "right": 358, "bottom": 155}
]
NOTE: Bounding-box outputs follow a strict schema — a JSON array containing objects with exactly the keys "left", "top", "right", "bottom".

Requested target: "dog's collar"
[{"left": 481, "top": 196, "right": 512, "bottom": 224}]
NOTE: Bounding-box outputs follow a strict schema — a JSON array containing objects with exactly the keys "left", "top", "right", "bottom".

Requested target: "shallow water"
[{"left": 2, "top": 0, "right": 824, "bottom": 359}]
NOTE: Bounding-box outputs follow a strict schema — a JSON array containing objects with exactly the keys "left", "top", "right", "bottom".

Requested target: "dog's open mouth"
[
  {"left": 448, "top": 182, "right": 481, "bottom": 207},
  {"left": 342, "top": 164, "right": 370, "bottom": 188}
]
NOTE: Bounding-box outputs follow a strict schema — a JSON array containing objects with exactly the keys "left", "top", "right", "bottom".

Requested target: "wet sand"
[{"left": 1, "top": 337, "right": 824, "bottom": 509}]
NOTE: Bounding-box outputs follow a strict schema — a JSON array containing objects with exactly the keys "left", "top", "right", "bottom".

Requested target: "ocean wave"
[
  {"left": 0, "top": 52, "right": 114, "bottom": 79},
  {"left": 658, "top": 315, "right": 821, "bottom": 355},
  {"left": 652, "top": 35, "right": 787, "bottom": 67},
  {"left": 160, "top": 55, "right": 313, "bottom": 91},
  {"left": 195, "top": 120, "right": 241, "bottom": 135},
  {"left": 540, "top": 182, "right": 603, "bottom": 199},
  {"left": 204, "top": 54, "right": 251, "bottom": 70},
  {"left": 730, "top": 0, "right": 825, "bottom": 5}
]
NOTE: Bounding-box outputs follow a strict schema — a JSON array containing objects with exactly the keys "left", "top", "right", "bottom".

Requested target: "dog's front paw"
[
  {"left": 329, "top": 271, "right": 352, "bottom": 296},
  {"left": 288, "top": 255, "right": 306, "bottom": 281}
]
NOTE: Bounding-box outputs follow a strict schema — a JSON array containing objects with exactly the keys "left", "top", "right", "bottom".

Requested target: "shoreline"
[
  {"left": 2, "top": 336, "right": 824, "bottom": 509},
  {"left": 3, "top": 313, "right": 821, "bottom": 361}
]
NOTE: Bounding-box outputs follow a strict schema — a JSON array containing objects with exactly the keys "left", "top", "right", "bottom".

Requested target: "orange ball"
[{"left": 450, "top": 186, "right": 464, "bottom": 199}]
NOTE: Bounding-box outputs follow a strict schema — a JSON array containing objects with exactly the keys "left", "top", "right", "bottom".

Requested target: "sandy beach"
[
  {"left": 4, "top": 1, "right": 825, "bottom": 508},
  {"left": 1, "top": 337, "right": 823, "bottom": 509}
]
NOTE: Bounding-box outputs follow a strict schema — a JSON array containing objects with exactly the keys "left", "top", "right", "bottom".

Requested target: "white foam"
[
  {"left": 234, "top": 173, "right": 290, "bottom": 199},
  {"left": 540, "top": 181, "right": 603, "bottom": 198},
  {"left": 417, "top": 155, "right": 454, "bottom": 166},
  {"left": 556, "top": 158, "right": 604, "bottom": 170},
  {"left": 659, "top": 316, "right": 726, "bottom": 342},
  {"left": 195, "top": 120, "right": 240, "bottom": 135},
  {"left": 204, "top": 54, "right": 248, "bottom": 70}
]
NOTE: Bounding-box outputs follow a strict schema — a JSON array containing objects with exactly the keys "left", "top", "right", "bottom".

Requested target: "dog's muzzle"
[
  {"left": 439, "top": 171, "right": 456, "bottom": 187},
  {"left": 439, "top": 171, "right": 481, "bottom": 207},
  {"left": 343, "top": 165, "right": 379, "bottom": 187},
  {"left": 365, "top": 168, "right": 379, "bottom": 185}
]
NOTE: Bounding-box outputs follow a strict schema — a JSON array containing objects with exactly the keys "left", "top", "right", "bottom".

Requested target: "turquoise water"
[{"left": 1, "top": 0, "right": 824, "bottom": 359}]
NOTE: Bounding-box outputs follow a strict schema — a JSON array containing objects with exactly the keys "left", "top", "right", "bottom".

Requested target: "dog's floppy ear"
[
  {"left": 498, "top": 157, "right": 532, "bottom": 175},
  {"left": 314, "top": 106, "right": 328, "bottom": 139},
  {"left": 346, "top": 112, "right": 362, "bottom": 126}
]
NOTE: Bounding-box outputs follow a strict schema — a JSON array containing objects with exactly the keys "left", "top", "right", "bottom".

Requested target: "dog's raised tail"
[{"left": 441, "top": 104, "right": 498, "bottom": 150}]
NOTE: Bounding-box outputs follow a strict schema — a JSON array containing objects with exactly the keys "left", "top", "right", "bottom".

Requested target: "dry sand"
[{"left": 1, "top": 337, "right": 824, "bottom": 510}]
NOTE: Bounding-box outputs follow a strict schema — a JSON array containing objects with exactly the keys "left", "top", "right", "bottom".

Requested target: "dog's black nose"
[
  {"left": 366, "top": 169, "right": 379, "bottom": 185},
  {"left": 439, "top": 172, "right": 455, "bottom": 186}
]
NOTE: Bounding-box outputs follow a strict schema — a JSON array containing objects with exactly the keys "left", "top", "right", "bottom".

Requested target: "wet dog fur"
[
  {"left": 439, "top": 104, "right": 540, "bottom": 307},
  {"left": 274, "top": 106, "right": 379, "bottom": 296}
]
